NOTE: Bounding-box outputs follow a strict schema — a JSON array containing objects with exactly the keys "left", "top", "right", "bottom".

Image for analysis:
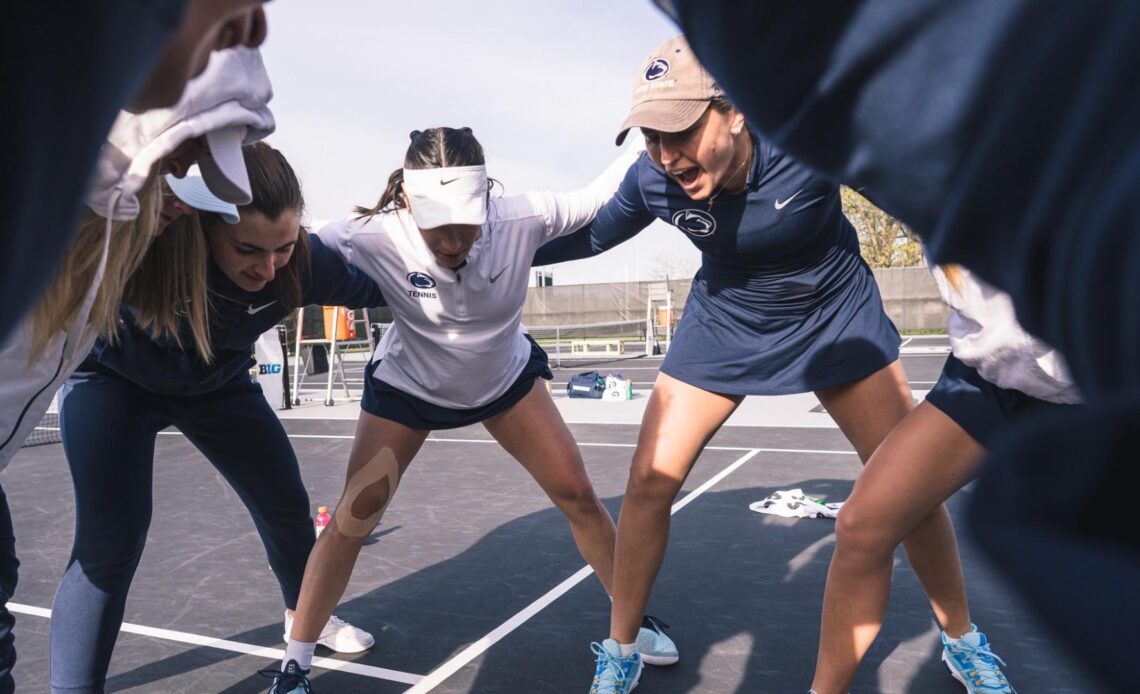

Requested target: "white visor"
[
  {"left": 164, "top": 167, "right": 240, "bottom": 224},
  {"left": 197, "top": 126, "right": 253, "bottom": 205},
  {"left": 401, "top": 165, "right": 488, "bottom": 229}
]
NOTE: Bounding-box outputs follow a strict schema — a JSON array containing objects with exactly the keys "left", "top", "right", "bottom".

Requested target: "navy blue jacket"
[
  {"left": 3, "top": 1, "right": 186, "bottom": 343},
  {"left": 535, "top": 140, "right": 852, "bottom": 273},
  {"left": 78, "top": 234, "right": 386, "bottom": 396}
]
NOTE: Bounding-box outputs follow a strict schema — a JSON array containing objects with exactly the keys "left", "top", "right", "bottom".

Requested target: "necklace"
[{"left": 706, "top": 143, "right": 754, "bottom": 212}]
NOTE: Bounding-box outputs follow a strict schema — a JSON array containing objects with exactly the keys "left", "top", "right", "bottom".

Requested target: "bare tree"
[
  {"left": 649, "top": 250, "right": 697, "bottom": 280},
  {"left": 841, "top": 187, "right": 923, "bottom": 267}
]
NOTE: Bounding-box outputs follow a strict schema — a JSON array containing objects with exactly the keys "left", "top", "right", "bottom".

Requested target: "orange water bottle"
[{"left": 315, "top": 506, "right": 331, "bottom": 537}]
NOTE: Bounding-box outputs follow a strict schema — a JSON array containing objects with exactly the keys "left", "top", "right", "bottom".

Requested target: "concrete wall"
[
  {"left": 871, "top": 266, "right": 949, "bottom": 331},
  {"left": 523, "top": 266, "right": 948, "bottom": 332}
]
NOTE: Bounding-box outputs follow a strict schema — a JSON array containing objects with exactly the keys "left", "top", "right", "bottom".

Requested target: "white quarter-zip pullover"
[{"left": 318, "top": 144, "right": 641, "bottom": 409}]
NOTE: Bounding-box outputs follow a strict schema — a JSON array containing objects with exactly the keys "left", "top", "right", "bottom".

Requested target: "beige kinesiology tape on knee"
[{"left": 334, "top": 447, "right": 401, "bottom": 537}]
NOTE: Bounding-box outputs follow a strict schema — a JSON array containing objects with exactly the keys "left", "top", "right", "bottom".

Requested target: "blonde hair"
[
  {"left": 30, "top": 173, "right": 163, "bottom": 359},
  {"left": 123, "top": 210, "right": 213, "bottom": 362}
]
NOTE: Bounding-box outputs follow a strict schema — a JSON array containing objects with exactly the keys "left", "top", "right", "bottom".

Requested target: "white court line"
[
  {"left": 156, "top": 431, "right": 854, "bottom": 456},
  {"left": 406, "top": 446, "right": 854, "bottom": 693},
  {"left": 900, "top": 337, "right": 912, "bottom": 348},
  {"left": 551, "top": 366, "right": 664, "bottom": 372},
  {"left": 6, "top": 603, "right": 422, "bottom": 685},
  {"left": 25, "top": 445, "right": 853, "bottom": 688}
]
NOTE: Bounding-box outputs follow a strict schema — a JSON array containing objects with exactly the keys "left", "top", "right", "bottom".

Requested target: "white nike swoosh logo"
[
  {"left": 774, "top": 189, "right": 804, "bottom": 210},
  {"left": 247, "top": 301, "right": 276, "bottom": 315}
]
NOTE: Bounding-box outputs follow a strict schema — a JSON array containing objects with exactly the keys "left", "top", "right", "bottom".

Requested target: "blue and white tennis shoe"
[{"left": 941, "top": 624, "right": 1016, "bottom": 693}]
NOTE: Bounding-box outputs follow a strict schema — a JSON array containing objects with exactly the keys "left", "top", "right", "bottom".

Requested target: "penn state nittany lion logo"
[
  {"left": 407, "top": 272, "right": 437, "bottom": 289},
  {"left": 671, "top": 209, "right": 716, "bottom": 237},
  {"left": 645, "top": 58, "right": 670, "bottom": 81}
]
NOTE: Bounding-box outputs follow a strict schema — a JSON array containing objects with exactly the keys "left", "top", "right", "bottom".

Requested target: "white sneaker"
[
  {"left": 283, "top": 611, "right": 375, "bottom": 654},
  {"left": 635, "top": 615, "right": 679, "bottom": 666}
]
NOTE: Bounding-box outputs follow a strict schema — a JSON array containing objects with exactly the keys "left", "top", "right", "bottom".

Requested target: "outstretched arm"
[
  {"left": 302, "top": 230, "right": 387, "bottom": 309},
  {"left": 530, "top": 134, "right": 649, "bottom": 242},
  {"left": 531, "top": 156, "right": 658, "bottom": 265}
]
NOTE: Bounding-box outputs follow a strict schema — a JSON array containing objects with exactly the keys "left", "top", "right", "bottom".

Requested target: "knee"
[
  {"left": 624, "top": 464, "right": 682, "bottom": 506},
  {"left": 74, "top": 513, "right": 149, "bottom": 561},
  {"left": 350, "top": 477, "right": 394, "bottom": 520},
  {"left": 69, "top": 534, "right": 148, "bottom": 585},
  {"left": 332, "top": 477, "right": 394, "bottom": 539},
  {"left": 547, "top": 481, "right": 605, "bottom": 519},
  {"left": 834, "top": 501, "right": 896, "bottom": 559}
]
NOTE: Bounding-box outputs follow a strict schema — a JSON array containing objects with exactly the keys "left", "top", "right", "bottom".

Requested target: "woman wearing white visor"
[{"left": 264, "top": 127, "right": 676, "bottom": 693}]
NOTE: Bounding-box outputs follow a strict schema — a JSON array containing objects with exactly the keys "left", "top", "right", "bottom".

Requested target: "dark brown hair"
[
  {"left": 709, "top": 96, "right": 735, "bottom": 114},
  {"left": 354, "top": 127, "right": 495, "bottom": 219},
  {"left": 205, "top": 141, "right": 311, "bottom": 311}
]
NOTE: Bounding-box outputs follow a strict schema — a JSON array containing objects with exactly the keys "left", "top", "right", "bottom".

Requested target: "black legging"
[
  {"left": 0, "top": 485, "right": 18, "bottom": 694},
  {"left": 50, "top": 373, "right": 314, "bottom": 692}
]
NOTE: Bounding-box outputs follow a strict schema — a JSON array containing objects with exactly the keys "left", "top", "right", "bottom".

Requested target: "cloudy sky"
[{"left": 259, "top": 1, "right": 698, "bottom": 285}]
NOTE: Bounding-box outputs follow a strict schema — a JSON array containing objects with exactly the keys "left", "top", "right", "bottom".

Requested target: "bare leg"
[
  {"left": 816, "top": 360, "right": 970, "bottom": 632},
  {"left": 608, "top": 373, "right": 742, "bottom": 643},
  {"left": 288, "top": 413, "right": 427, "bottom": 642},
  {"left": 811, "top": 401, "right": 984, "bottom": 693},
  {"left": 483, "top": 380, "right": 618, "bottom": 594}
]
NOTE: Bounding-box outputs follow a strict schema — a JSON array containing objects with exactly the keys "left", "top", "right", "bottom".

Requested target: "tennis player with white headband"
[{"left": 264, "top": 126, "right": 678, "bottom": 693}]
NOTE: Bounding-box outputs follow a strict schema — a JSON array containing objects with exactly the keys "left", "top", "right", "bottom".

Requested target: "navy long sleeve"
[
  {"left": 79, "top": 234, "right": 386, "bottom": 396},
  {"left": 533, "top": 158, "right": 657, "bottom": 266}
]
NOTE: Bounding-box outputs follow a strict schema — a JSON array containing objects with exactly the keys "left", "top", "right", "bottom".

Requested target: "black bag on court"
[{"left": 567, "top": 371, "right": 605, "bottom": 399}]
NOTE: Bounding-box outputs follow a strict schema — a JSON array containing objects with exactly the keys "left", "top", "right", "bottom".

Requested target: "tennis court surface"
[{"left": 3, "top": 336, "right": 1089, "bottom": 692}]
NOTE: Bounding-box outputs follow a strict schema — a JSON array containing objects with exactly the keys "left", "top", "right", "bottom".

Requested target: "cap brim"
[
  {"left": 198, "top": 127, "right": 252, "bottom": 205},
  {"left": 164, "top": 170, "right": 241, "bottom": 224},
  {"left": 615, "top": 99, "right": 709, "bottom": 145}
]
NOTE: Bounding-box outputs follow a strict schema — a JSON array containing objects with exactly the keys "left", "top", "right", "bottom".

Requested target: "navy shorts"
[
  {"left": 925, "top": 353, "right": 1073, "bottom": 446},
  {"left": 360, "top": 335, "right": 553, "bottom": 430}
]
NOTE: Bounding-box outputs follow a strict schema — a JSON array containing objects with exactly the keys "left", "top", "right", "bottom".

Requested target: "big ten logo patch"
[{"left": 259, "top": 363, "right": 283, "bottom": 375}]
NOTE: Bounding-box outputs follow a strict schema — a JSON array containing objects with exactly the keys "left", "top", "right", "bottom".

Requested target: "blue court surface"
[{"left": 3, "top": 336, "right": 1090, "bottom": 692}]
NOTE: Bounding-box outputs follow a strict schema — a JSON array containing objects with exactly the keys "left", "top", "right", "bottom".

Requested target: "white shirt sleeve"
[
  {"left": 315, "top": 217, "right": 355, "bottom": 265},
  {"left": 527, "top": 133, "right": 646, "bottom": 243},
  {"left": 929, "top": 260, "right": 1082, "bottom": 404}
]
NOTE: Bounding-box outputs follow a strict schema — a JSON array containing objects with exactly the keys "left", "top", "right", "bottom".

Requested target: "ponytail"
[{"left": 354, "top": 168, "right": 405, "bottom": 219}]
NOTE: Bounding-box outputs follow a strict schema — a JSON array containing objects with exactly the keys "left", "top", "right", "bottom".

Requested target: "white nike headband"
[{"left": 401, "top": 165, "right": 488, "bottom": 229}]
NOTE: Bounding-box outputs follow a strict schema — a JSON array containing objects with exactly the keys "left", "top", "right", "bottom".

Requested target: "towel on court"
[{"left": 749, "top": 489, "right": 843, "bottom": 519}]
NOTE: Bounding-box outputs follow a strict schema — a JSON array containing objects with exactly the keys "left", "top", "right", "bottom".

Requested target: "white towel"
[{"left": 749, "top": 488, "right": 844, "bottom": 519}]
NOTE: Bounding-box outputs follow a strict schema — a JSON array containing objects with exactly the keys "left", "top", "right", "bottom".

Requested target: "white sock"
[
  {"left": 618, "top": 642, "right": 637, "bottom": 657},
  {"left": 283, "top": 639, "right": 317, "bottom": 671}
]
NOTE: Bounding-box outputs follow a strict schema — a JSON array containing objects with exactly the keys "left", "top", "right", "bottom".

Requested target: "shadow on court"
[{"left": 94, "top": 480, "right": 1081, "bottom": 693}]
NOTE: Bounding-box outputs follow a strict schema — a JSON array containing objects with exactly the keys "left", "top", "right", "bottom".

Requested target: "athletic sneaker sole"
[
  {"left": 282, "top": 630, "right": 374, "bottom": 654},
  {"left": 640, "top": 652, "right": 679, "bottom": 667}
]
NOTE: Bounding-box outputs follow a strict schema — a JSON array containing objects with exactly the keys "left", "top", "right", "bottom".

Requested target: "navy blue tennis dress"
[{"left": 535, "top": 134, "right": 899, "bottom": 395}]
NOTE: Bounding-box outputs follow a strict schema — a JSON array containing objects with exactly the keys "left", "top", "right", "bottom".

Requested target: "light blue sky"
[{"left": 259, "top": 1, "right": 699, "bottom": 285}]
